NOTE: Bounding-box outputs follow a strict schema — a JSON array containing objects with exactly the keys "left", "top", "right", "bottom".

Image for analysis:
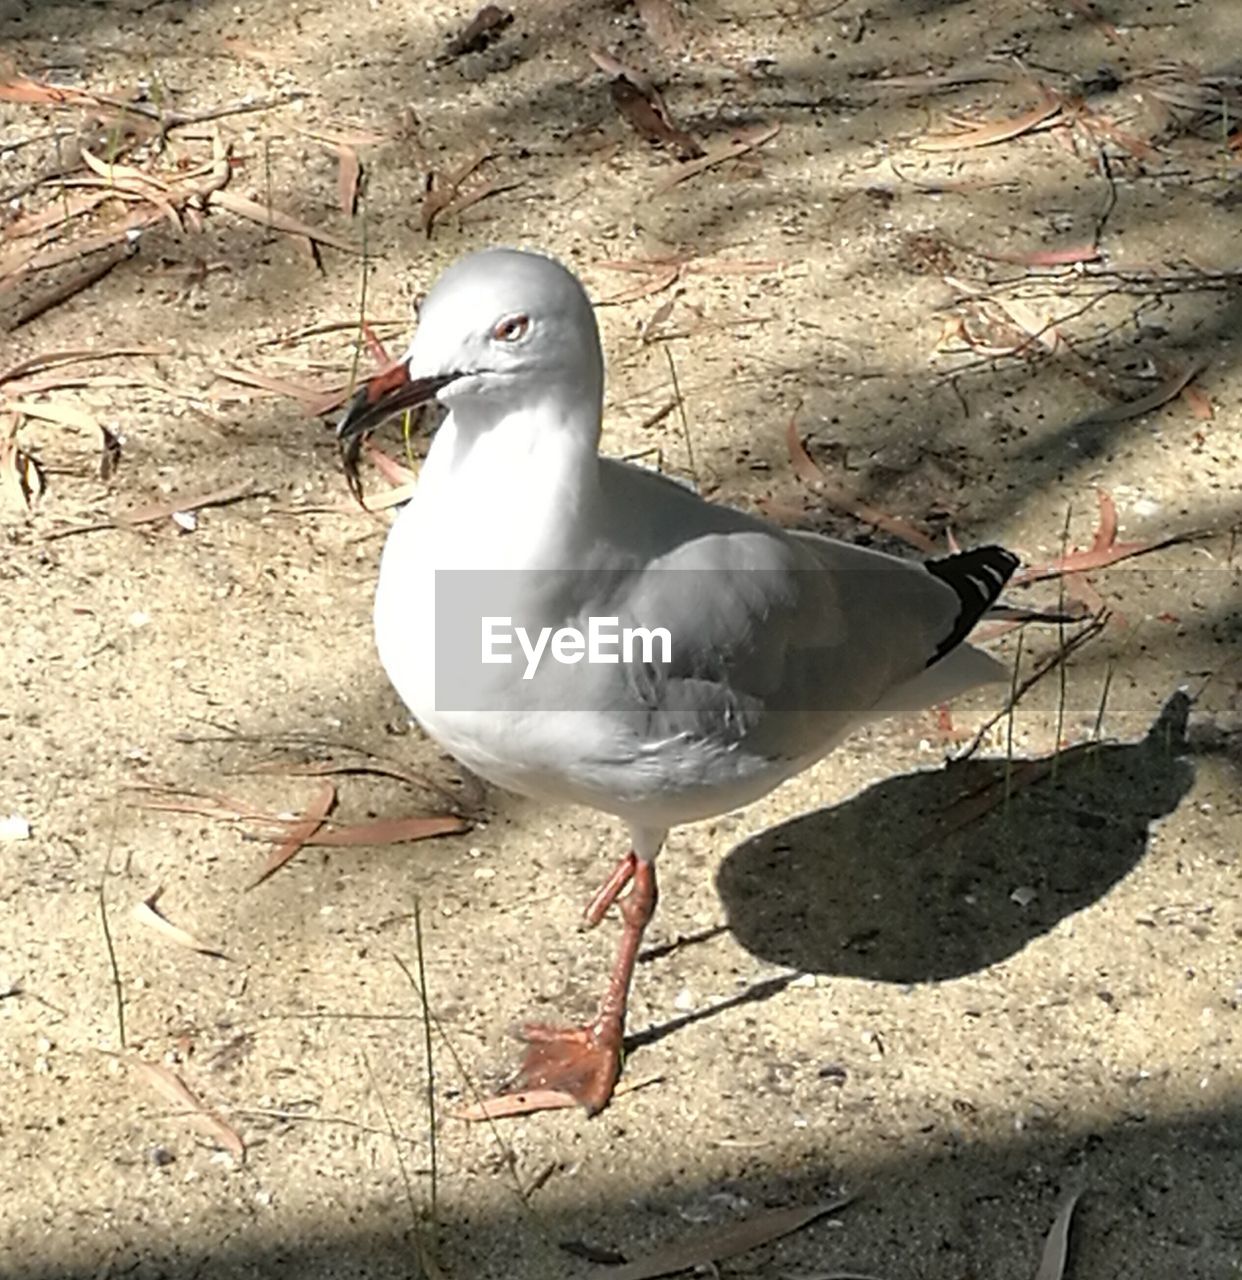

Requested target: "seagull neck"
[{"left": 423, "top": 394, "right": 603, "bottom": 563}]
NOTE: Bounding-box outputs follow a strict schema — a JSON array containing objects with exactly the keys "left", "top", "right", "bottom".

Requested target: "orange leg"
[
  {"left": 580, "top": 850, "right": 637, "bottom": 928},
  {"left": 504, "top": 857, "right": 658, "bottom": 1116}
]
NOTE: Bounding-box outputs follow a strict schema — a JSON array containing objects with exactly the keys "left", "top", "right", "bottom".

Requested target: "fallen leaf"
[
  {"left": 6, "top": 397, "right": 121, "bottom": 477},
  {"left": 208, "top": 189, "right": 358, "bottom": 252},
  {"left": 963, "top": 242, "right": 1101, "bottom": 267},
  {"left": 1072, "top": 359, "right": 1207, "bottom": 429},
  {"left": 1035, "top": 1191, "right": 1083, "bottom": 1280},
  {"left": 453, "top": 1072, "right": 662, "bottom": 1121},
  {"left": 1065, "top": 0, "right": 1121, "bottom": 42},
  {"left": 0, "top": 433, "right": 44, "bottom": 509},
  {"left": 603, "top": 1195, "right": 855, "bottom": 1280},
  {"left": 452, "top": 1088, "right": 579, "bottom": 1121},
  {"left": 211, "top": 365, "right": 346, "bottom": 409},
  {"left": 249, "top": 780, "right": 335, "bottom": 887},
  {"left": 124, "top": 1056, "right": 246, "bottom": 1161},
  {"left": 785, "top": 413, "right": 937, "bottom": 553},
  {"left": 636, "top": 0, "right": 686, "bottom": 52},
  {"left": 303, "top": 814, "right": 469, "bottom": 846},
  {"left": 654, "top": 122, "right": 779, "bottom": 194},
  {"left": 357, "top": 481, "right": 416, "bottom": 511},
  {"left": 929, "top": 756, "right": 1060, "bottom": 842},
  {"left": 0, "top": 76, "right": 85, "bottom": 105},
  {"left": 0, "top": 208, "right": 163, "bottom": 284},
  {"left": 1016, "top": 488, "right": 1201, "bottom": 584},
  {"left": 336, "top": 143, "right": 361, "bottom": 216},
  {"left": 118, "top": 481, "right": 256, "bottom": 527},
  {"left": 915, "top": 93, "right": 1062, "bottom": 150},
  {"left": 439, "top": 178, "right": 523, "bottom": 223},
  {"left": 589, "top": 49, "right": 703, "bottom": 159},
  {"left": 440, "top": 3, "right": 513, "bottom": 61},
  {"left": 364, "top": 440, "right": 417, "bottom": 484},
  {"left": 0, "top": 345, "right": 170, "bottom": 389},
  {"left": 132, "top": 888, "right": 227, "bottom": 959},
  {"left": 420, "top": 150, "right": 492, "bottom": 238},
  {"left": 597, "top": 261, "right": 683, "bottom": 306},
  {"left": 1180, "top": 380, "right": 1214, "bottom": 421}
]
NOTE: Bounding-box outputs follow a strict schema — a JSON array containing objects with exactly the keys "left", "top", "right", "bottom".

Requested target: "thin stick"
[
  {"left": 364, "top": 1051, "right": 442, "bottom": 1277},
  {"left": 263, "top": 137, "right": 274, "bottom": 246},
  {"left": 392, "top": 955, "right": 533, "bottom": 1211},
  {"left": 957, "top": 612, "right": 1110, "bottom": 762},
  {"left": 1052, "top": 503, "right": 1072, "bottom": 780},
  {"left": 1091, "top": 662, "right": 1113, "bottom": 742},
  {"left": 224, "top": 1106, "right": 432, "bottom": 1149},
  {"left": 81, "top": 824, "right": 126, "bottom": 1049},
  {"left": 413, "top": 899, "right": 438, "bottom": 1234},
  {"left": 663, "top": 345, "right": 698, "bottom": 487},
  {"left": 1003, "top": 629, "right": 1025, "bottom": 810},
  {"left": 348, "top": 196, "right": 369, "bottom": 399}
]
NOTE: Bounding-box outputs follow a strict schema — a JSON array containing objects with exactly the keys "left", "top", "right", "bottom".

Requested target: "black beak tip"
[{"left": 336, "top": 385, "right": 374, "bottom": 441}]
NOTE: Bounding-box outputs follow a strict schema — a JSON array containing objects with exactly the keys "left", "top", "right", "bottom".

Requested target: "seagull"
[{"left": 337, "top": 247, "right": 1024, "bottom": 1117}]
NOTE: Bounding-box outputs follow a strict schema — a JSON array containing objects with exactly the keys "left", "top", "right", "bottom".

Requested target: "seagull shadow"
[{"left": 713, "top": 691, "right": 1196, "bottom": 985}]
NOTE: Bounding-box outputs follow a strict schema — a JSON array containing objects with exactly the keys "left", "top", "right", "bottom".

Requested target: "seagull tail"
[{"left": 869, "top": 642, "right": 1008, "bottom": 717}]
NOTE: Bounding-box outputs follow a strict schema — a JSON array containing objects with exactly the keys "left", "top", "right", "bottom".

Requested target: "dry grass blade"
[
  {"left": 654, "top": 122, "right": 780, "bottom": 193},
  {"left": 132, "top": 888, "right": 227, "bottom": 959},
  {"left": 1035, "top": 1191, "right": 1082, "bottom": 1280},
  {"left": 209, "top": 189, "right": 358, "bottom": 252},
  {"left": 124, "top": 1055, "right": 245, "bottom": 1161},
  {"left": 603, "top": 1195, "right": 855, "bottom": 1280},
  {"left": 915, "top": 94, "right": 1062, "bottom": 150},
  {"left": 249, "top": 780, "right": 335, "bottom": 887}
]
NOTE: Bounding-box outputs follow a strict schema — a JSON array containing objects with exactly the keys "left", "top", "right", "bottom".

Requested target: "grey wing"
[{"left": 575, "top": 526, "right": 968, "bottom": 764}]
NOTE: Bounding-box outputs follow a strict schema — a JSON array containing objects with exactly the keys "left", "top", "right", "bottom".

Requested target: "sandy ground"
[{"left": 2, "top": 1, "right": 1240, "bottom": 1277}]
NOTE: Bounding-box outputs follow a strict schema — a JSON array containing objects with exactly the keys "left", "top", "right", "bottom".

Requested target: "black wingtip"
[{"left": 924, "top": 545, "right": 1020, "bottom": 665}]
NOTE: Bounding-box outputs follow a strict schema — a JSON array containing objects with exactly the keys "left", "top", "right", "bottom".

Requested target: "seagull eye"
[{"left": 492, "top": 313, "right": 530, "bottom": 343}]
